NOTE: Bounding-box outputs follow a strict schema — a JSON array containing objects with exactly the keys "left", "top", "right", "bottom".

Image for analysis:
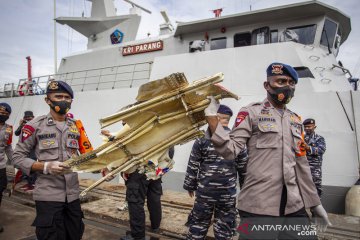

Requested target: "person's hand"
[
  {"left": 311, "top": 204, "right": 332, "bottom": 232},
  {"left": 298, "top": 140, "right": 307, "bottom": 152},
  {"left": 121, "top": 172, "right": 129, "bottom": 181},
  {"left": 101, "top": 129, "right": 111, "bottom": 137},
  {"left": 204, "top": 96, "right": 220, "bottom": 117},
  {"left": 43, "top": 161, "right": 72, "bottom": 175},
  {"left": 188, "top": 191, "right": 194, "bottom": 198},
  {"left": 303, "top": 142, "right": 310, "bottom": 151},
  {"left": 19, "top": 119, "right": 26, "bottom": 126},
  {"left": 101, "top": 168, "right": 115, "bottom": 182}
]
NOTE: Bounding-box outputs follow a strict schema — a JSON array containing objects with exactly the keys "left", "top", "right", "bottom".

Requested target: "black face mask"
[
  {"left": 267, "top": 85, "right": 295, "bottom": 105},
  {"left": 0, "top": 115, "right": 9, "bottom": 123},
  {"left": 48, "top": 99, "right": 71, "bottom": 115}
]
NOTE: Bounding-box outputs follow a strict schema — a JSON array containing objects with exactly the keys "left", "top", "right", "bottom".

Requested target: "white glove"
[
  {"left": 204, "top": 96, "right": 220, "bottom": 116},
  {"left": 43, "top": 161, "right": 71, "bottom": 175},
  {"left": 311, "top": 204, "right": 332, "bottom": 232}
]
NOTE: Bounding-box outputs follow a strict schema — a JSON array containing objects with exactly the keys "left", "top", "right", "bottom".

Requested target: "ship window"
[
  {"left": 211, "top": 37, "right": 227, "bottom": 50},
  {"left": 284, "top": 24, "right": 317, "bottom": 45},
  {"left": 234, "top": 32, "right": 251, "bottom": 47},
  {"left": 189, "top": 40, "right": 205, "bottom": 52},
  {"left": 320, "top": 19, "right": 338, "bottom": 48},
  {"left": 270, "top": 30, "right": 278, "bottom": 43},
  {"left": 251, "top": 27, "right": 270, "bottom": 45}
]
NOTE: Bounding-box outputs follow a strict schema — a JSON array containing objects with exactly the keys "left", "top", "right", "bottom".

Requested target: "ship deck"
[{"left": 1, "top": 178, "right": 359, "bottom": 240}]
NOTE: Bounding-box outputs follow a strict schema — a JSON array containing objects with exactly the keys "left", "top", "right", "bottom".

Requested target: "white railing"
[{"left": 0, "top": 61, "right": 153, "bottom": 98}]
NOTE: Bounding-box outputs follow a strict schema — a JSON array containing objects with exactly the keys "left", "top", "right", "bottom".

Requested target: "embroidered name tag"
[
  {"left": 39, "top": 133, "right": 56, "bottom": 140},
  {"left": 258, "top": 117, "right": 276, "bottom": 122}
]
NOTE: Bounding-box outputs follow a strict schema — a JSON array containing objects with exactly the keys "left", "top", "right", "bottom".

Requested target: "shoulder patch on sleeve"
[
  {"left": 21, "top": 125, "right": 35, "bottom": 142},
  {"left": 234, "top": 111, "right": 249, "bottom": 128},
  {"left": 5, "top": 124, "right": 13, "bottom": 145}
]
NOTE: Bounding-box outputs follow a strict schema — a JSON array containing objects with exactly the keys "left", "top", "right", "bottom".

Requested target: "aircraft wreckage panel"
[{"left": 64, "top": 72, "right": 239, "bottom": 196}]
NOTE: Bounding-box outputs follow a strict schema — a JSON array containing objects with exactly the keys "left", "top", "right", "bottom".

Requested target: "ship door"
[{"left": 251, "top": 27, "right": 270, "bottom": 45}]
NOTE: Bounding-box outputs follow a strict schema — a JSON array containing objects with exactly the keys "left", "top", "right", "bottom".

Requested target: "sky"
[{"left": 0, "top": 0, "right": 359, "bottom": 85}]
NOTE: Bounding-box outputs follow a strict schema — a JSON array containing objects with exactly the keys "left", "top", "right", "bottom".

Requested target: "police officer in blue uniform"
[
  {"left": 303, "top": 118, "right": 326, "bottom": 198},
  {"left": 184, "top": 104, "right": 247, "bottom": 240}
]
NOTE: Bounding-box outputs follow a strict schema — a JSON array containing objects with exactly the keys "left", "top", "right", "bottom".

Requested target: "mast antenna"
[
  {"left": 160, "top": 11, "right": 174, "bottom": 30},
  {"left": 123, "top": 0, "right": 152, "bottom": 14},
  {"left": 159, "top": 10, "right": 174, "bottom": 35}
]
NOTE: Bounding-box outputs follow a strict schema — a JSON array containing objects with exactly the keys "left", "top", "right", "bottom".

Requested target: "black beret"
[
  {"left": 24, "top": 111, "right": 34, "bottom": 117},
  {"left": 0, "top": 102, "right": 12, "bottom": 113},
  {"left": 303, "top": 118, "right": 315, "bottom": 125},
  {"left": 266, "top": 62, "right": 299, "bottom": 83},
  {"left": 217, "top": 104, "right": 233, "bottom": 116},
  {"left": 47, "top": 80, "right": 74, "bottom": 99}
]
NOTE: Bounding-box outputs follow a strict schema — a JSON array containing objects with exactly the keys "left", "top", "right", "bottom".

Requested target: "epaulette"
[
  {"left": 23, "top": 115, "right": 47, "bottom": 129},
  {"left": 289, "top": 110, "right": 299, "bottom": 117},
  {"left": 30, "top": 115, "right": 47, "bottom": 124},
  {"left": 289, "top": 110, "right": 302, "bottom": 122}
]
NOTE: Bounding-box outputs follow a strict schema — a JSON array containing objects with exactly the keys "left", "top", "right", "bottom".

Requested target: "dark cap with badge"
[
  {"left": 46, "top": 80, "right": 74, "bottom": 99},
  {"left": 217, "top": 104, "right": 233, "bottom": 117},
  {"left": 303, "top": 118, "right": 315, "bottom": 125},
  {"left": 0, "top": 102, "right": 12, "bottom": 114},
  {"left": 266, "top": 62, "right": 299, "bottom": 83}
]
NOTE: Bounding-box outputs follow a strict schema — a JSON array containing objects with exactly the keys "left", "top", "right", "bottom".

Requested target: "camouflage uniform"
[
  {"left": 304, "top": 132, "right": 326, "bottom": 197},
  {"left": 234, "top": 148, "right": 248, "bottom": 189},
  {"left": 183, "top": 128, "right": 247, "bottom": 240}
]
